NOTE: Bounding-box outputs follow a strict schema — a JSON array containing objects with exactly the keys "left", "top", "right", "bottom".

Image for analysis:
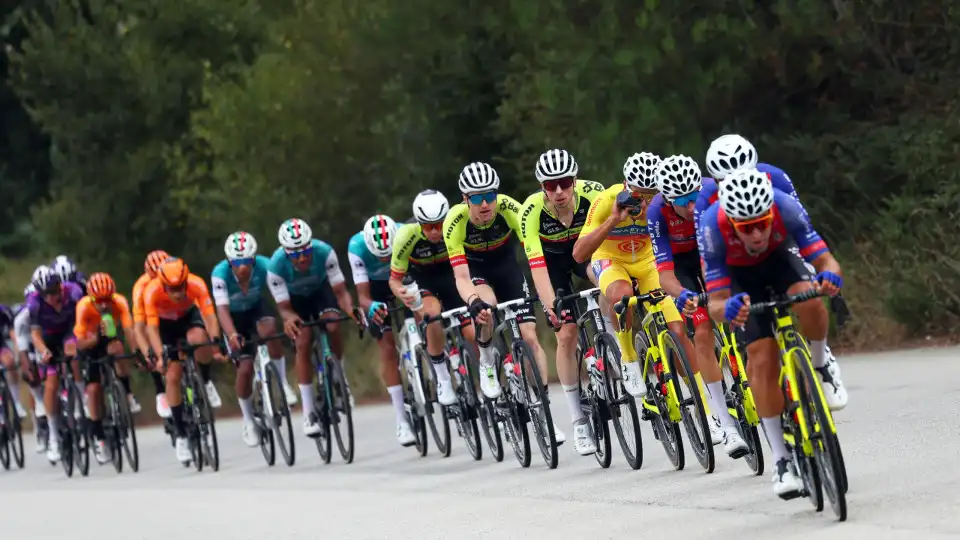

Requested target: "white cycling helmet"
[
  {"left": 458, "top": 162, "right": 500, "bottom": 195},
  {"left": 363, "top": 214, "right": 398, "bottom": 258},
  {"left": 224, "top": 231, "right": 258, "bottom": 260},
  {"left": 32, "top": 265, "right": 60, "bottom": 292},
  {"left": 656, "top": 155, "right": 702, "bottom": 202},
  {"left": 535, "top": 149, "right": 578, "bottom": 182},
  {"left": 31, "top": 265, "right": 49, "bottom": 283},
  {"left": 52, "top": 255, "right": 76, "bottom": 283},
  {"left": 24, "top": 283, "right": 35, "bottom": 298},
  {"left": 622, "top": 152, "right": 662, "bottom": 191},
  {"left": 705, "top": 134, "right": 758, "bottom": 180},
  {"left": 718, "top": 168, "right": 774, "bottom": 220},
  {"left": 278, "top": 218, "right": 313, "bottom": 250},
  {"left": 412, "top": 189, "right": 449, "bottom": 224}
]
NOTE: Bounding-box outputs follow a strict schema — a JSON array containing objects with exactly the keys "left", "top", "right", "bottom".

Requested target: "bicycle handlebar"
[
  {"left": 552, "top": 287, "right": 601, "bottom": 316},
  {"left": 300, "top": 309, "right": 366, "bottom": 339},
  {"left": 747, "top": 288, "right": 824, "bottom": 315},
  {"left": 613, "top": 288, "right": 668, "bottom": 316}
]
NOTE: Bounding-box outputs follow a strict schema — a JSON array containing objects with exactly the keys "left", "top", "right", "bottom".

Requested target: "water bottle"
[
  {"left": 503, "top": 353, "right": 515, "bottom": 379},
  {"left": 448, "top": 346, "right": 463, "bottom": 375},
  {"left": 402, "top": 275, "right": 423, "bottom": 311},
  {"left": 584, "top": 347, "right": 603, "bottom": 398},
  {"left": 101, "top": 313, "right": 117, "bottom": 339}
]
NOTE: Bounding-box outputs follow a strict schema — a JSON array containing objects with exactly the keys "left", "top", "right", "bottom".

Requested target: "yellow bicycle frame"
[{"left": 715, "top": 323, "right": 760, "bottom": 425}]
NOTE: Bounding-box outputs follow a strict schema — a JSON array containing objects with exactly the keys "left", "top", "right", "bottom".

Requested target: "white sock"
[
  {"left": 810, "top": 340, "right": 826, "bottom": 368},
  {"left": 271, "top": 358, "right": 288, "bottom": 386},
  {"left": 74, "top": 380, "right": 84, "bottom": 397},
  {"left": 299, "top": 384, "right": 315, "bottom": 416},
  {"left": 760, "top": 416, "right": 789, "bottom": 463},
  {"left": 6, "top": 379, "right": 23, "bottom": 408},
  {"left": 30, "top": 385, "right": 44, "bottom": 409},
  {"left": 387, "top": 385, "right": 405, "bottom": 425},
  {"left": 478, "top": 344, "right": 494, "bottom": 368},
  {"left": 562, "top": 384, "right": 584, "bottom": 422},
  {"left": 706, "top": 381, "right": 735, "bottom": 428},
  {"left": 237, "top": 397, "right": 254, "bottom": 423},
  {"left": 48, "top": 415, "right": 60, "bottom": 443}
]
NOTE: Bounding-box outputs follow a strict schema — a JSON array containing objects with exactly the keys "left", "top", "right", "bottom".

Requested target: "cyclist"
[
  {"left": 52, "top": 255, "right": 88, "bottom": 290},
  {"left": 699, "top": 169, "right": 843, "bottom": 498},
  {"left": 648, "top": 155, "right": 747, "bottom": 457},
  {"left": 443, "top": 162, "right": 565, "bottom": 443},
  {"left": 700, "top": 134, "right": 847, "bottom": 409},
  {"left": 27, "top": 266, "right": 85, "bottom": 463},
  {"left": 390, "top": 190, "right": 474, "bottom": 445},
  {"left": 1, "top": 303, "right": 27, "bottom": 419},
  {"left": 212, "top": 232, "right": 296, "bottom": 448},
  {"left": 15, "top": 287, "right": 49, "bottom": 453},
  {"left": 142, "top": 257, "right": 224, "bottom": 464},
  {"left": 267, "top": 218, "right": 359, "bottom": 437},
  {"left": 74, "top": 273, "right": 135, "bottom": 464},
  {"left": 520, "top": 149, "right": 607, "bottom": 456},
  {"left": 132, "top": 250, "right": 184, "bottom": 417}
]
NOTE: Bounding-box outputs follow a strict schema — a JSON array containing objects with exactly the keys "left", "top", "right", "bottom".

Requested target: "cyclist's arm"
[
  {"left": 74, "top": 299, "right": 99, "bottom": 350},
  {"left": 647, "top": 198, "right": 683, "bottom": 298},
  {"left": 572, "top": 193, "right": 618, "bottom": 263},
  {"left": 115, "top": 296, "right": 135, "bottom": 350},
  {"left": 443, "top": 205, "right": 479, "bottom": 304},
  {"left": 131, "top": 277, "right": 152, "bottom": 355},
  {"left": 323, "top": 250, "right": 355, "bottom": 315},
  {"left": 698, "top": 207, "right": 733, "bottom": 323},
  {"left": 389, "top": 224, "right": 416, "bottom": 298},
  {"left": 778, "top": 192, "right": 841, "bottom": 277},
  {"left": 27, "top": 303, "right": 49, "bottom": 357},
  {"left": 267, "top": 268, "right": 299, "bottom": 322},
  {"left": 188, "top": 276, "right": 221, "bottom": 340},
  {"left": 519, "top": 195, "right": 556, "bottom": 309},
  {"left": 210, "top": 275, "right": 239, "bottom": 340},
  {"left": 348, "top": 251, "right": 374, "bottom": 313},
  {"left": 142, "top": 286, "right": 165, "bottom": 359},
  {"left": 14, "top": 308, "right": 31, "bottom": 361}
]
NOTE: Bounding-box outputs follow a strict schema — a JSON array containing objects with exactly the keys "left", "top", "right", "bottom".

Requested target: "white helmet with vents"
[
  {"left": 622, "top": 152, "right": 662, "bottom": 191},
  {"left": 535, "top": 149, "right": 578, "bottom": 182},
  {"left": 656, "top": 155, "right": 702, "bottom": 201},
  {"left": 718, "top": 168, "right": 774, "bottom": 220},
  {"left": 705, "top": 134, "right": 758, "bottom": 180},
  {"left": 458, "top": 162, "right": 500, "bottom": 195}
]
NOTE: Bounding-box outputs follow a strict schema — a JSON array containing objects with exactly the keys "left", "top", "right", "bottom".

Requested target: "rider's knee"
[
  {"left": 745, "top": 339, "right": 779, "bottom": 381},
  {"left": 556, "top": 324, "right": 578, "bottom": 347}
]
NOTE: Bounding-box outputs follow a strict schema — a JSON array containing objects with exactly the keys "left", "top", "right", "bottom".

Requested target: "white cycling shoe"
[
  {"left": 708, "top": 415, "right": 723, "bottom": 446},
  {"left": 772, "top": 458, "right": 803, "bottom": 499},
  {"left": 94, "top": 439, "right": 111, "bottom": 464},
  {"left": 283, "top": 381, "right": 299, "bottom": 406},
  {"left": 622, "top": 361, "right": 646, "bottom": 398},
  {"left": 397, "top": 421, "right": 416, "bottom": 447},
  {"left": 478, "top": 366, "right": 501, "bottom": 399},
  {"left": 175, "top": 437, "right": 191, "bottom": 463},
  {"left": 435, "top": 379, "right": 457, "bottom": 406},
  {"left": 572, "top": 419, "right": 597, "bottom": 456},
  {"left": 242, "top": 421, "right": 261, "bottom": 447},
  {"left": 302, "top": 415, "right": 322, "bottom": 437},
  {"left": 156, "top": 394, "right": 172, "bottom": 418},
  {"left": 722, "top": 428, "right": 749, "bottom": 459},
  {"left": 46, "top": 443, "right": 61, "bottom": 464}
]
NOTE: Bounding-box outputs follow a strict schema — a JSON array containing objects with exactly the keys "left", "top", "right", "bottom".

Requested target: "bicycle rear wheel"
[
  {"left": 636, "top": 330, "right": 683, "bottom": 470},
  {"left": 68, "top": 382, "right": 90, "bottom": 477},
  {"left": 0, "top": 386, "right": 10, "bottom": 470},
  {"left": 263, "top": 361, "right": 295, "bottom": 467},
  {"left": 113, "top": 378, "right": 139, "bottom": 473},
  {"left": 194, "top": 374, "right": 220, "bottom": 472},
  {"left": 716, "top": 329, "right": 764, "bottom": 476},
  {"left": 330, "top": 358, "right": 355, "bottom": 463},
  {"left": 662, "top": 329, "right": 714, "bottom": 473},
  {"left": 454, "top": 344, "right": 482, "bottom": 461},
  {"left": 517, "top": 341, "right": 557, "bottom": 469},
  {"left": 254, "top": 376, "right": 276, "bottom": 467},
  {"left": 7, "top": 388, "right": 24, "bottom": 470},
  {"left": 597, "top": 333, "right": 642, "bottom": 470},
  {"left": 421, "top": 347, "right": 451, "bottom": 458},
  {"left": 107, "top": 380, "right": 125, "bottom": 473}
]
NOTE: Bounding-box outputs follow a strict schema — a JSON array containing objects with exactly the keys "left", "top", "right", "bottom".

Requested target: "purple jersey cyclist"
[{"left": 27, "top": 272, "right": 84, "bottom": 374}]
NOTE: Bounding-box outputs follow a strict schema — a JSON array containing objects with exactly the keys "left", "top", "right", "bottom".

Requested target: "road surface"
[{"left": 2, "top": 346, "right": 959, "bottom": 539}]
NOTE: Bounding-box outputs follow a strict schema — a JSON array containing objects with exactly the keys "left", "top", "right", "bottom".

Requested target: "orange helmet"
[
  {"left": 158, "top": 257, "right": 189, "bottom": 287},
  {"left": 144, "top": 250, "right": 170, "bottom": 278},
  {"left": 87, "top": 272, "right": 116, "bottom": 300}
]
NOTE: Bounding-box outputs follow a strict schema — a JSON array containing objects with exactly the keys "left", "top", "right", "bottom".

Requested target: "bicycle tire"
[
  {"left": 331, "top": 359, "right": 355, "bottom": 463},
  {"left": 107, "top": 380, "right": 125, "bottom": 474},
  {"left": 635, "top": 330, "right": 684, "bottom": 470},
  {"left": 115, "top": 378, "right": 139, "bottom": 473},
  {"left": 596, "top": 333, "right": 642, "bottom": 470},
  {"left": 0, "top": 385, "right": 10, "bottom": 470},
  {"left": 479, "top": 399, "right": 503, "bottom": 462},
  {"left": 254, "top": 372, "right": 276, "bottom": 467},
  {"left": 312, "top": 346, "right": 333, "bottom": 463},
  {"left": 195, "top": 374, "right": 220, "bottom": 472},
  {"left": 494, "top": 343, "right": 529, "bottom": 467},
  {"left": 715, "top": 329, "right": 764, "bottom": 476},
  {"left": 662, "top": 329, "right": 714, "bottom": 473},
  {"left": 7, "top": 388, "right": 24, "bottom": 470},
  {"left": 263, "top": 361, "right": 295, "bottom": 467},
  {"left": 517, "top": 341, "right": 557, "bottom": 469},
  {"left": 420, "top": 346, "right": 451, "bottom": 458},
  {"left": 68, "top": 382, "right": 90, "bottom": 477},
  {"left": 406, "top": 352, "right": 429, "bottom": 457},
  {"left": 792, "top": 348, "right": 847, "bottom": 521},
  {"left": 589, "top": 391, "right": 611, "bottom": 468},
  {"left": 59, "top": 393, "right": 74, "bottom": 477},
  {"left": 454, "top": 343, "right": 482, "bottom": 461}
]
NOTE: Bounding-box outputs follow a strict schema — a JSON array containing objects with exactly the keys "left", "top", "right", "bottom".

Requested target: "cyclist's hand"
[
  {"left": 227, "top": 333, "right": 243, "bottom": 353},
  {"left": 283, "top": 316, "right": 302, "bottom": 340},
  {"left": 815, "top": 271, "right": 843, "bottom": 297},
  {"left": 723, "top": 293, "right": 750, "bottom": 327},
  {"left": 676, "top": 289, "right": 699, "bottom": 315},
  {"left": 368, "top": 302, "right": 388, "bottom": 326},
  {"left": 611, "top": 202, "right": 632, "bottom": 222},
  {"left": 469, "top": 297, "right": 492, "bottom": 326},
  {"left": 544, "top": 307, "right": 561, "bottom": 330},
  {"left": 213, "top": 349, "right": 227, "bottom": 363},
  {"left": 40, "top": 348, "right": 53, "bottom": 363},
  {"left": 398, "top": 288, "right": 418, "bottom": 309}
]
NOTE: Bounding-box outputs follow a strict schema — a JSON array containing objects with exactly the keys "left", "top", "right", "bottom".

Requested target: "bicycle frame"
[
  {"left": 492, "top": 298, "right": 530, "bottom": 399},
  {"left": 714, "top": 323, "right": 760, "bottom": 425}
]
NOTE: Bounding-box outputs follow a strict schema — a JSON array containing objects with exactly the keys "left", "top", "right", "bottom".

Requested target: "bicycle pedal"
[{"left": 778, "top": 489, "right": 803, "bottom": 501}]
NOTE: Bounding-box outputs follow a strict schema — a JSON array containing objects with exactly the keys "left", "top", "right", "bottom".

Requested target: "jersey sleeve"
[
  {"left": 73, "top": 297, "right": 95, "bottom": 339},
  {"left": 114, "top": 295, "right": 134, "bottom": 328},
  {"left": 186, "top": 275, "right": 215, "bottom": 317},
  {"left": 581, "top": 187, "right": 614, "bottom": 237},
  {"left": 267, "top": 271, "right": 290, "bottom": 303},
  {"left": 348, "top": 251, "right": 369, "bottom": 285},
  {"left": 697, "top": 206, "right": 731, "bottom": 293},
  {"left": 694, "top": 178, "right": 717, "bottom": 249},
  {"left": 646, "top": 195, "right": 675, "bottom": 272},
  {"left": 14, "top": 308, "right": 30, "bottom": 351},
  {"left": 143, "top": 281, "right": 162, "bottom": 326},
  {"left": 323, "top": 248, "right": 346, "bottom": 286},
  {"left": 775, "top": 191, "right": 828, "bottom": 262},
  {"left": 390, "top": 223, "right": 419, "bottom": 280},
  {"left": 210, "top": 261, "right": 231, "bottom": 307},
  {"left": 442, "top": 204, "right": 469, "bottom": 268},
  {"left": 498, "top": 194, "right": 524, "bottom": 239},
  {"left": 578, "top": 179, "right": 607, "bottom": 204},
  {"left": 519, "top": 193, "right": 546, "bottom": 268}
]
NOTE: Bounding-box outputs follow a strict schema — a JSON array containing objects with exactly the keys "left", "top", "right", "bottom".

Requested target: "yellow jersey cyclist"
[
  {"left": 267, "top": 218, "right": 360, "bottom": 438},
  {"left": 444, "top": 162, "right": 566, "bottom": 443},
  {"left": 572, "top": 152, "right": 702, "bottom": 414},
  {"left": 521, "top": 148, "right": 606, "bottom": 456},
  {"left": 648, "top": 155, "right": 748, "bottom": 458},
  {"left": 699, "top": 169, "right": 843, "bottom": 498}
]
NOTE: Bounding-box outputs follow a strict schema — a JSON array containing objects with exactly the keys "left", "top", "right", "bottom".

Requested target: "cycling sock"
[
  {"left": 299, "top": 384, "right": 315, "bottom": 416},
  {"left": 810, "top": 340, "right": 827, "bottom": 369},
  {"left": 429, "top": 354, "right": 451, "bottom": 383},
  {"left": 48, "top": 415, "right": 60, "bottom": 443},
  {"left": 271, "top": 357, "right": 288, "bottom": 385},
  {"left": 199, "top": 362, "right": 213, "bottom": 383},
  {"left": 562, "top": 384, "right": 584, "bottom": 422},
  {"left": 29, "top": 386, "right": 45, "bottom": 417},
  {"left": 760, "top": 416, "right": 789, "bottom": 464},
  {"left": 119, "top": 375, "right": 132, "bottom": 395},
  {"left": 92, "top": 419, "right": 105, "bottom": 439},
  {"left": 706, "top": 381, "right": 736, "bottom": 428},
  {"left": 74, "top": 380, "right": 85, "bottom": 398},
  {"left": 170, "top": 404, "right": 186, "bottom": 437},
  {"left": 237, "top": 397, "right": 254, "bottom": 423},
  {"left": 387, "top": 385, "right": 405, "bottom": 424},
  {"left": 6, "top": 378, "right": 23, "bottom": 408},
  {"left": 150, "top": 372, "right": 166, "bottom": 395}
]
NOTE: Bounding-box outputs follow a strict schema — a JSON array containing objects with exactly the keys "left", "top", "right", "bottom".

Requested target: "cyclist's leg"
[
  {"left": 467, "top": 262, "right": 500, "bottom": 399},
  {"left": 288, "top": 293, "right": 319, "bottom": 432},
  {"left": 0, "top": 346, "right": 25, "bottom": 416},
  {"left": 255, "top": 311, "right": 295, "bottom": 403},
  {"left": 551, "top": 261, "right": 595, "bottom": 453},
  {"left": 594, "top": 259, "right": 645, "bottom": 397},
  {"left": 41, "top": 337, "right": 65, "bottom": 454},
  {"left": 183, "top": 306, "right": 221, "bottom": 407},
  {"left": 367, "top": 280, "right": 410, "bottom": 438},
  {"left": 486, "top": 258, "right": 548, "bottom": 386},
  {"left": 160, "top": 318, "right": 189, "bottom": 441},
  {"left": 229, "top": 307, "right": 259, "bottom": 444}
]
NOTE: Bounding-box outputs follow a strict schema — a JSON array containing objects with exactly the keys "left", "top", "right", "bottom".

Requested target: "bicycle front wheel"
[
  {"left": 330, "top": 358, "right": 355, "bottom": 463},
  {"left": 636, "top": 330, "right": 683, "bottom": 470},
  {"left": 113, "top": 377, "right": 139, "bottom": 473},
  {"left": 264, "top": 361, "right": 295, "bottom": 467},
  {"left": 106, "top": 380, "right": 125, "bottom": 473},
  {"left": 420, "top": 346, "right": 451, "bottom": 458},
  {"left": 661, "top": 329, "right": 714, "bottom": 473},
  {"left": 194, "top": 374, "right": 220, "bottom": 472},
  {"left": 597, "top": 333, "right": 642, "bottom": 470},
  {"left": 0, "top": 386, "right": 11, "bottom": 470},
  {"left": 716, "top": 328, "right": 763, "bottom": 476},
  {"left": 68, "top": 382, "right": 90, "bottom": 477},
  {"left": 7, "top": 388, "right": 24, "bottom": 470},
  {"left": 254, "top": 375, "right": 276, "bottom": 467},
  {"left": 517, "top": 341, "right": 557, "bottom": 469},
  {"left": 454, "top": 343, "right": 482, "bottom": 461}
]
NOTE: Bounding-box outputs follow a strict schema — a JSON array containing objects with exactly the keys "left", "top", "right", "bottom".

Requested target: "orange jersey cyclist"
[{"left": 132, "top": 250, "right": 180, "bottom": 418}]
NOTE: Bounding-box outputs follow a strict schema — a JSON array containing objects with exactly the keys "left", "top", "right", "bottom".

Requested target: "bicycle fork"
[{"left": 401, "top": 317, "right": 428, "bottom": 416}]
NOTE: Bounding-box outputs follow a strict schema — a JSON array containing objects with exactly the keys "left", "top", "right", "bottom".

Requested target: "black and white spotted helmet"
[
  {"left": 655, "top": 155, "right": 702, "bottom": 202},
  {"left": 718, "top": 168, "right": 774, "bottom": 220},
  {"left": 706, "top": 134, "right": 757, "bottom": 180},
  {"left": 535, "top": 149, "right": 578, "bottom": 182},
  {"left": 622, "top": 152, "right": 662, "bottom": 190},
  {"left": 458, "top": 162, "right": 500, "bottom": 195}
]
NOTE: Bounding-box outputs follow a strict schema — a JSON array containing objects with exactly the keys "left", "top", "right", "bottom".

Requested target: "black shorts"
[
  {"left": 227, "top": 302, "right": 273, "bottom": 359},
  {"left": 158, "top": 306, "right": 206, "bottom": 348},
  {"left": 411, "top": 268, "right": 472, "bottom": 327},
  {"left": 545, "top": 257, "right": 590, "bottom": 325},
  {"left": 79, "top": 339, "right": 113, "bottom": 385},
  {"left": 368, "top": 280, "right": 411, "bottom": 339},
  {"left": 673, "top": 250, "right": 705, "bottom": 293},
  {"left": 467, "top": 256, "right": 536, "bottom": 324},
  {"left": 729, "top": 242, "right": 814, "bottom": 346},
  {"left": 290, "top": 281, "right": 340, "bottom": 322}
]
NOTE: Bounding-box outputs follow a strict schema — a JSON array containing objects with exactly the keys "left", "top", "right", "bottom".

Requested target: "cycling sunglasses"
[
  {"left": 467, "top": 191, "right": 497, "bottom": 205},
  {"left": 731, "top": 210, "right": 774, "bottom": 234},
  {"left": 229, "top": 257, "right": 255, "bottom": 268},
  {"left": 285, "top": 246, "right": 313, "bottom": 260},
  {"left": 163, "top": 283, "right": 187, "bottom": 294},
  {"left": 629, "top": 189, "right": 657, "bottom": 201},
  {"left": 421, "top": 222, "right": 443, "bottom": 234},
  {"left": 542, "top": 177, "right": 575, "bottom": 192},
  {"left": 670, "top": 191, "right": 700, "bottom": 207}
]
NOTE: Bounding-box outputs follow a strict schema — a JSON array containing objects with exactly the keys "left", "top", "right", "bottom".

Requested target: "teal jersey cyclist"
[
  {"left": 212, "top": 231, "right": 296, "bottom": 448},
  {"left": 268, "top": 218, "right": 359, "bottom": 438}
]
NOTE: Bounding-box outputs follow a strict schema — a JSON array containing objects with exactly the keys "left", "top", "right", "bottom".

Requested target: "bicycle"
[
  {"left": 228, "top": 333, "right": 295, "bottom": 467},
  {"left": 302, "top": 311, "right": 362, "bottom": 465},
  {"left": 163, "top": 339, "right": 222, "bottom": 472},
  {"left": 482, "top": 296, "right": 558, "bottom": 469},
  {"left": 82, "top": 351, "right": 143, "bottom": 474},
  {"left": 555, "top": 287, "right": 643, "bottom": 470},
  {"left": 695, "top": 292, "right": 765, "bottom": 476},
  {"left": 0, "top": 364, "right": 25, "bottom": 470},
  {"left": 47, "top": 355, "right": 89, "bottom": 477},
  {"left": 614, "top": 286, "right": 713, "bottom": 473},
  {"left": 747, "top": 289, "right": 848, "bottom": 522}
]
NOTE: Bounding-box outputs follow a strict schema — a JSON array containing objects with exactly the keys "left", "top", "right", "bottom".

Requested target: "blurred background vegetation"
[{"left": 1, "top": 0, "right": 958, "bottom": 412}]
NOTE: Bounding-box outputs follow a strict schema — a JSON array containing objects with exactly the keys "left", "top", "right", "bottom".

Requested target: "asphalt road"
[{"left": 2, "top": 345, "right": 959, "bottom": 540}]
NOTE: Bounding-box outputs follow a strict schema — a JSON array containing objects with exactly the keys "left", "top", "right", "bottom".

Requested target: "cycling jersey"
[
  {"left": 142, "top": 275, "right": 216, "bottom": 326},
  {"left": 580, "top": 185, "right": 655, "bottom": 265},
  {"left": 132, "top": 273, "right": 154, "bottom": 324},
  {"left": 210, "top": 256, "right": 271, "bottom": 313},
  {"left": 647, "top": 192, "right": 698, "bottom": 272},
  {"left": 14, "top": 305, "right": 32, "bottom": 355},
  {"left": 0, "top": 304, "right": 14, "bottom": 354},
  {"left": 74, "top": 294, "right": 134, "bottom": 340},
  {"left": 347, "top": 231, "right": 391, "bottom": 284},
  {"left": 443, "top": 194, "right": 524, "bottom": 267},
  {"left": 28, "top": 282, "right": 85, "bottom": 335},
  {"left": 520, "top": 179, "right": 606, "bottom": 269},
  {"left": 700, "top": 189, "right": 828, "bottom": 294},
  {"left": 390, "top": 223, "right": 450, "bottom": 280},
  {"left": 267, "top": 239, "right": 345, "bottom": 303}
]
